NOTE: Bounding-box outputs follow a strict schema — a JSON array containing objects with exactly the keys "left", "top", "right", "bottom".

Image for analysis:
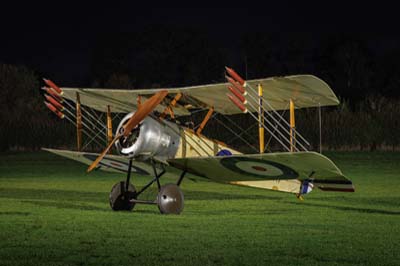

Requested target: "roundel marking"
[
  {"left": 251, "top": 165, "right": 266, "bottom": 171},
  {"left": 83, "top": 154, "right": 150, "bottom": 175},
  {"left": 220, "top": 157, "right": 298, "bottom": 179}
]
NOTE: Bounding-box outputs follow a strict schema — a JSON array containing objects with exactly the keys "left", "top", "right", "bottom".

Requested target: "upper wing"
[
  {"left": 60, "top": 75, "right": 339, "bottom": 115},
  {"left": 167, "top": 151, "right": 354, "bottom": 192}
]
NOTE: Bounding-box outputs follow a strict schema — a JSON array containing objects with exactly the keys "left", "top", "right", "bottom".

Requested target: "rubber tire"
[
  {"left": 109, "top": 181, "right": 136, "bottom": 211},
  {"left": 157, "top": 183, "right": 184, "bottom": 214}
]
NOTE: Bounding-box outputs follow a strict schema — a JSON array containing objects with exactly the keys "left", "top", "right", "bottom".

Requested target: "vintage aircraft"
[{"left": 41, "top": 67, "right": 355, "bottom": 214}]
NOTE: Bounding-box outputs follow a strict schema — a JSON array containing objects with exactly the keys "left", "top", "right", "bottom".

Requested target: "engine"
[{"left": 114, "top": 112, "right": 181, "bottom": 160}]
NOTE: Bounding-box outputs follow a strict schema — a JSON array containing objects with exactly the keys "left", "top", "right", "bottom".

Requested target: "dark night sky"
[{"left": 1, "top": 3, "right": 399, "bottom": 87}]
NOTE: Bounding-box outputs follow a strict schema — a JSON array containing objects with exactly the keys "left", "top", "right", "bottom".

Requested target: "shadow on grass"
[
  {"left": 22, "top": 200, "right": 162, "bottom": 214},
  {"left": 0, "top": 187, "right": 282, "bottom": 204},
  {"left": 133, "top": 209, "right": 161, "bottom": 214},
  {"left": 287, "top": 201, "right": 400, "bottom": 216},
  {"left": 21, "top": 200, "right": 107, "bottom": 212},
  {"left": 0, "top": 211, "right": 31, "bottom": 216},
  {"left": 0, "top": 187, "right": 284, "bottom": 215},
  {"left": 312, "top": 195, "right": 400, "bottom": 208},
  {"left": 183, "top": 190, "right": 283, "bottom": 201},
  {"left": 0, "top": 187, "right": 106, "bottom": 203}
]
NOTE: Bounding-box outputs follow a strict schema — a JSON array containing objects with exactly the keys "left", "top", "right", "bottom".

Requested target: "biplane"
[{"left": 41, "top": 67, "right": 355, "bottom": 214}]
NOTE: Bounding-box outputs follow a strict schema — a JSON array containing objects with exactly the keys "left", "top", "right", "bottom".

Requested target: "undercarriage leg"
[
  {"left": 151, "top": 159, "right": 164, "bottom": 191},
  {"left": 177, "top": 170, "right": 187, "bottom": 186},
  {"left": 125, "top": 159, "right": 133, "bottom": 190}
]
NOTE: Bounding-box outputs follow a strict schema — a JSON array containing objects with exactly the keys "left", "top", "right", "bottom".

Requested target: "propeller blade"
[
  {"left": 87, "top": 135, "right": 120, "bottom": 173},
  {"left": 86, "top": 90, "right": 169, "bottom": 173},
  {"left": 122, "top": 90, "right": 168, "bottom": 137}
]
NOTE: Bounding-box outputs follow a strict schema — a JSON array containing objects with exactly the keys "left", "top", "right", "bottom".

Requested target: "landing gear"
[
  {"left": 108, "top": 159, "right": 187, "bottom": 214},
  {"left": 109, "top": 181, "right": 137, "bottom": 211},
  {"left": 109, "top": 159, "right": 137, "bottom": 211},
  {"left": 157, "top": 184, "right": 184, "bottom": 214}
]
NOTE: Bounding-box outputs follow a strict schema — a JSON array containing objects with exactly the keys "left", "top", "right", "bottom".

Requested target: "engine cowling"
[{"left": 114, "top": 112, "right": 181, "bottom": 160}]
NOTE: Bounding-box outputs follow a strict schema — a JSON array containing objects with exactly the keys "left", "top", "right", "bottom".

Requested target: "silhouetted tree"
[
  {"left": 0, "top": 64, "right": 39, "bottom": 150},
  {"left": 318, "top": 37, "right": 374, "bottom": 101},
  {"left": 90, "top": 26, "right": 227, "bottom": 88},
  {"left": 104, "top": 73, "right": 134, "bottom": 89}
]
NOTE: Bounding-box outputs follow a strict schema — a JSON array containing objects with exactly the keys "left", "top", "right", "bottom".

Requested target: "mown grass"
[{"left": 0, "top": 151, "right": 399, "bottom": 266}]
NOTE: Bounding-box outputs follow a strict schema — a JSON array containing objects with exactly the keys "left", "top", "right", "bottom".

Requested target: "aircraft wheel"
[
  {"left": 157, "top": 183, "right": 184, "bottom": 214},
  {"left": 109, "top": 181, "right": 137, "bottom": 211}
]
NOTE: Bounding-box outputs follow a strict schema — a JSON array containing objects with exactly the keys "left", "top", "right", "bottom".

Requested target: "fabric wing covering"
[
  {"left": 43, "top": 149, "right": 355, "bottom": 193},
  {"left": 60, "top": 75, "right": 339, "bottom": 115}
]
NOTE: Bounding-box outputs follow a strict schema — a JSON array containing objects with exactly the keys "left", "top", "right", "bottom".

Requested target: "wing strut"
[
  {"left": 290, "top": 99, "right": 296, "bottom": 152},
  {"left": 106, "top": 105, "right": 113, "bottom": 152},
  {"left": 160, "top": 93, "right": 182, "bottom": 120},
  {"left": 258, "top": 83, "right": 264, "bottom": 153},
  {"left": 319, "top": 103, "right": 322, "bottom": 153},
  {"left": 76, "top": 92, "right": 82, "bottom": 151},
  {"left": 196, "top": 107, "right": 214, "bottom": 135}
]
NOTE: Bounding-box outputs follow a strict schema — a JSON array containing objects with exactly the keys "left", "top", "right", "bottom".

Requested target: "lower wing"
[
  {"left": 167, "top": 151, "right": 355, "bottom": 194},
  {"left": 43, "top": 148, "right": 354, "bottom": 195},
  {"left": 42, "top": 148, "right": 154, "bottom": 176}
]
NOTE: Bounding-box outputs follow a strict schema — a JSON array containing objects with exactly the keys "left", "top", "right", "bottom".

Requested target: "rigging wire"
[
  {"left": 246, "top": 87, "right": 310, "bottom": 147},
  {"left": 264, "top": 105, "right": 288, "bottom": 152},
  {"left": 62, "top": 113, "right": 106, "bottom": 149},
  {"left": 213, "top": 114, "right": 259, "bottom": 153},
  {"left": 62, "top": 99, "right": 108, "bottom": 139}
]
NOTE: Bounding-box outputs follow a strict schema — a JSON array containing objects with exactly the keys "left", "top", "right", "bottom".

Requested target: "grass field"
[{"left": 0, "top": 151, "right": 399, "bottom": 266}]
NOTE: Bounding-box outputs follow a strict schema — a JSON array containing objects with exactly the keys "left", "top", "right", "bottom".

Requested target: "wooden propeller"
[{"left": 87, "top": 90, "right": 168, "bottom": 173}]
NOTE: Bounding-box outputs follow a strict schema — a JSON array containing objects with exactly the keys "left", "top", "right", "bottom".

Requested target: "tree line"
[
  {"left": 0, "top": 63, "right": 399, "bottom": 152},
  {"left": 1, "top": 27, "right": 399, "bottom": 151}
]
